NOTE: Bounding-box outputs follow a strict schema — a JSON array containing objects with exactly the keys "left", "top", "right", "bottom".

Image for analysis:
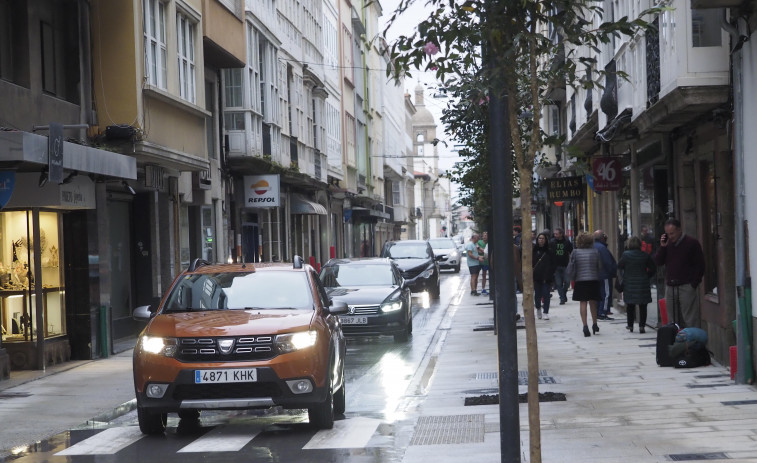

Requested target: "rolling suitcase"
[{"left": 656, "top": 323, "right": 679, "bottom": 367}]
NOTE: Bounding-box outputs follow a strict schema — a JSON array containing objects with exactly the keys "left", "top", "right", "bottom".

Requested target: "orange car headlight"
[
  {"left": 140, "top": 336, "right": 178, "bottom": 357},
  {"left": 275, "top": 330, "right": 317, "bottom": 354}
]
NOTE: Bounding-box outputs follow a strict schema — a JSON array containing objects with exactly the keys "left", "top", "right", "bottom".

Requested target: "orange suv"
[{"left": 132, "top": 257, "right": 348, "bottom": 434}]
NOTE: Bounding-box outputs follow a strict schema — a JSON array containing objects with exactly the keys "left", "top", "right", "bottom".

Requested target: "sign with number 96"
[{"left": 592, "top": 157, "right": 623, "bottom": 191}]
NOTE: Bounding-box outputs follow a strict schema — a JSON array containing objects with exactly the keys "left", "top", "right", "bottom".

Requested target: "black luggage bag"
[{"left": 656, "top": 323, "right": 679, "bottom": 367}]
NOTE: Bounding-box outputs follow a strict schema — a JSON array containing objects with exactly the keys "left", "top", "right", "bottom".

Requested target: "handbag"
[
  {"left": 614, "top": 270, "right": 624, "bottom": 292},
  {"left": 564, "top": 252, "right": 576, "bottom": 281}
]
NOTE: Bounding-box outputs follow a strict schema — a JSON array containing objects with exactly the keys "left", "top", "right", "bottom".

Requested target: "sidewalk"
[
  {"left": 2, "top": 283, "right": 757, "bottom": 462},
  {"left": 403, "top": 286, "right": 757, "bottom": 463}
]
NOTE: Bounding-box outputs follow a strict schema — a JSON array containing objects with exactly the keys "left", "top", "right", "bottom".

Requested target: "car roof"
[
  {"left": 386, "top": 240, "right": 428, "bottom": 245},
  {"left": 324, "top": 257, "right": 394, "bottom": 266},
  {"left": 184, "top": 260, "right": 311, "bottom": 275}
]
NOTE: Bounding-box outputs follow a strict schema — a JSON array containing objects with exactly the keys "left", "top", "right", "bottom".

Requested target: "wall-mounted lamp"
[
  {"left": 122, "top": 180, "right": 136, "bottom": 195},
  {"left": 38, "top": 168, "right": 49, "bottom": 187},
  {"left": 62, "top": 171, "right": 78, "bottom": 184}
]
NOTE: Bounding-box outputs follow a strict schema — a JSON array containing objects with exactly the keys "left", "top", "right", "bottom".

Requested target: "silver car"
[{"left": 427, "top": 237, "right": 462, "bottom": 273}]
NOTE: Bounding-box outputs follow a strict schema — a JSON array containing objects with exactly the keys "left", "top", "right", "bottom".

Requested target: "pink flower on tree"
[{"left": 423, "top": 42, "right": 440, "bottom": 56}]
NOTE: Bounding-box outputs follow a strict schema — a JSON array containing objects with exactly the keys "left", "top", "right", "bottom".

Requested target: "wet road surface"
[{"left": 2, "top": 270, "right": 469, "bottom": 463}]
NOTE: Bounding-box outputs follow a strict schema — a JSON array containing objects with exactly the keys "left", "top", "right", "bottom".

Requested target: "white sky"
[{"left": 379, "top": 0, "right": 462, "bottom": 178}]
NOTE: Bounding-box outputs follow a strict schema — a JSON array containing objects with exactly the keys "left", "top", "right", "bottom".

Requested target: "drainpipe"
[{"left": 722, "top": 12, "right": 753, "bottom": 384}]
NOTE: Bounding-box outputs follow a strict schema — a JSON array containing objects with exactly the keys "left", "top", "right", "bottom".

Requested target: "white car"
[{"left": 427, "top": 237, "right": 462, "bottom": 273}]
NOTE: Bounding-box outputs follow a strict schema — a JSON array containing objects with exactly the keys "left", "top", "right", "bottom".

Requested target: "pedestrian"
[
  {"left": 533, "top": 232, "right": 556, "bottom": 320},
  {"left": 568, "top": 232, "right": 603, "bottom": 337},
  {"left": 618, "top": 236, "right": 657, "bottom": 333},
  {"left": 513, "top": 226, "right": 523, "bottom": 293},
  {"left": 593, "top": 230, "right": 618, "bottom": 320},
  {"left": 465, "top": 233, "right": 484, "bottom": 296},
  {"left": 653, "top": 218, "right": 705, "bottom": 328},
  {"left": 478, "top": 231, "right": 489, "bottom": 295},
  {"left": 550, "top": 227, "right": 573, "bottom": 305}
]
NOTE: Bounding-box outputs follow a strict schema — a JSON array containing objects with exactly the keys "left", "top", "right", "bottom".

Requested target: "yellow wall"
[
  {"left": 144, "top": 98, "right": 206, "bottom": 154},
  {"left": 202, "top": 0, "right": 246, "bottom": 63},
  {"left": 90, "top": 0, "right": 140, "bottom": 131}
]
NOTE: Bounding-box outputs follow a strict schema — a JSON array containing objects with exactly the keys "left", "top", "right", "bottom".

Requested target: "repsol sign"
[{"left": 243, "top": 174, "right": 280, "bottom": 208}]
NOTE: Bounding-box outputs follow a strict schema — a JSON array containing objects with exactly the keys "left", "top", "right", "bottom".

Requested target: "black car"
[
  {"left": 320, "top": 258, "right": 413, "bottom": 342},
  {"left": 380, "top": 240, "right": 440, "bottom": 298}
]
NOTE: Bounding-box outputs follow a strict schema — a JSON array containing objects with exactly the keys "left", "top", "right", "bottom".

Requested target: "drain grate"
[
  {"left": 475, "top": 372, "right": 498, "bottom": 380},
  {"left": 722, "top": 399, "right": 757, "bottom": 406},
  {"left": 668, "top": 452, "right": 729, "bottom": 461},
  {"left": 410, "top": 414, "right": 485, "bottom": 445},
  {"left": 686, "top": 384, "right": 728, "bottom": 389}
]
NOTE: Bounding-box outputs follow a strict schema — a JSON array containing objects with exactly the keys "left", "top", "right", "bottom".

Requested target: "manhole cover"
[{"left": 410, "top": 414, "right": 484, "bottom": 445}]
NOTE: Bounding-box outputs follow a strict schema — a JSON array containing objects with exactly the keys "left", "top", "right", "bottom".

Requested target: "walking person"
[
  {"left": 550, "top": 227, "right": 573, "bottom": 304},
  {"left": 593, "top": 230, "right": 618, "bottom": 320},
  {"left": 533, "top": 232, "right": 556, "bottom": 320},
  {"left": 478, "top": 231, "right": 489, "bottom": 295},
  {"left": 653, "top": 218, "right": 705, "bottom": 328},
  {"left": 465, "top": 233, "right": 484, "bottom": 296},
  {"left": 568, "top": 232, "right": 603, "bottom": 337},
  {"left": 618, "top": 236, "right": 657, "bottom": 333}
]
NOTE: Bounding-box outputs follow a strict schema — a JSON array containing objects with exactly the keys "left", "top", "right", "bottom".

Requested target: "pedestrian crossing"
[{"left": 53, "top": 417, "right": 383, "bottom": 456}]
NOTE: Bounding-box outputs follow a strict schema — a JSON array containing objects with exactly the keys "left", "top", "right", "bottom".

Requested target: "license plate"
[
  {"left": 194, "top": 368, "right": 257, "bottom": 384},
  {"left": 340, "top": 316, "right": 368, "bottom": 325}
]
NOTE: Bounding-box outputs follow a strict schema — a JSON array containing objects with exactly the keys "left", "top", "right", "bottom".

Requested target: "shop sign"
[
  {"left": 546, "top": 176, "right": 584, "bottom": 201},
  {"left": 0, "top": 171, "right": 15, "bottom": 209},
  {"left": 60, "top": 182, "right": 95, "bottom": 208},
  {"left": 244, "top": 174, "right": 280, "bottom": 208},
  {"left": 48, "top": 122, "right": 64, "bottom": 184},
  {"left": 592, "top": 157, "right": 623, "bottom": 191}
]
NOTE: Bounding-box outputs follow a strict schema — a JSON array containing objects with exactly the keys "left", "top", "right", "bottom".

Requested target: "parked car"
[
  {"left": 427, "top": 237, "right": 462, "bottom": 273},
  {"left": 132, "top": 257, "right": 348, "bottom": 434},
  {"left": 380, "top": 240, "right": 441, "bottom": 298},
  {"left": 320, "top": 258, "right": 413, "bottom": 342}
]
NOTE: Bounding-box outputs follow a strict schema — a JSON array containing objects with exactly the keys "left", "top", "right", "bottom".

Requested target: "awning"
[{"left": 291, "top": 194, "right": 327, "bottom": 215}]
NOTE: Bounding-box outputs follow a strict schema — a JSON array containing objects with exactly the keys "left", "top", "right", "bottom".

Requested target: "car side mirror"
[
  {"left": 133, "top": 305, "right": 155, "bottom": 322},
  {"left": 328, "top": 299, "right": 349, "bottom": 315}
]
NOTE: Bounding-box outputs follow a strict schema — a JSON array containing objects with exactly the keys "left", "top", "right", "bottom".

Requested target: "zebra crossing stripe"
[
  {"left": 177, "top": 424, "right": 259, "bottom": 453},
  {"left": 303, "top": 417, "right": 381, "bottom": 449},
  {"left": 55, "top": 426, "right": 145, "bottom": 455}
]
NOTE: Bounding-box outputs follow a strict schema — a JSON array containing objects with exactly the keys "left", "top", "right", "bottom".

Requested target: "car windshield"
[
  {"left": 386, "top": 243, "right": 429, "bottom": 259},
  {"left": 320, "top": 263, "right": 394, "bottom": 287},
  {"left": 162, "top": 271, "right": 313, "bottom": 312},
  {"left": 428, "top": 238, "right": 455, "bottom": 249}
]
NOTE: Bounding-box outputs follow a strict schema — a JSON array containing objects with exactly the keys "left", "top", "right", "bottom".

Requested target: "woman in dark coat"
[
  {"left": 532, "top": 232, "right": 556, "bottom": 320},
  {"left": 618, "top": 236, "right": 657, "bottom": 333}
]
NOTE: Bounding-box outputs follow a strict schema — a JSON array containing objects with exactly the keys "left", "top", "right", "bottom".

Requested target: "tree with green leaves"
[{"left": 384, "top": 1, "right": 661, "bottom": 461}]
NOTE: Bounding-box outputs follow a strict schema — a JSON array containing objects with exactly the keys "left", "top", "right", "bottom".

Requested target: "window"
[
  {"left": 0, "top": 0, "right": 29, "bottom": 86},
  {"left": 224, "top": 112, "right": 245, "bottom": 130},
  {"left": 143, "top": 0, "right": 167, "bottom": 89},
  {"left": 225, "top": 68, "right": 243, "bottom": 107},
  {"left": 39, "top": 0, "right": 80, "bottom": 103},
  {"left": 177, "top": 11, "right": 196, "bottom": 103},
  {"left": 392, "top": 182, "right": 401, "bottom": 206},
  {"left": 691, "top": 9, "right": 721, "bottom": 47}
]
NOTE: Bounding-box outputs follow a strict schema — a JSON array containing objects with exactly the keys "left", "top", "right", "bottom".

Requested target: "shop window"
[
  {"left": 700, "top": 161, "right": 719, "bottom": 296},
  {"left": 1, "top": 211, "right": 65, "bottom": 342}
]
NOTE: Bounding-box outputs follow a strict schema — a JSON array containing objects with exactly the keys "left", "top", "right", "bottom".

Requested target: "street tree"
[{"left": 384, "top": 1, "right": 662, "bottom": 461}]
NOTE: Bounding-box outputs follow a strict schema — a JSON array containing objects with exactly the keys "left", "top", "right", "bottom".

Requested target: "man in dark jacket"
[
  {"left": 550, "top": 228, "right": 573, "bottom": 304},
  {"left": 654, "top": 218, "right": 705, "bottom": 328},
  {"left": 593, "top": 230, "right": 618, "bottom": 320}
]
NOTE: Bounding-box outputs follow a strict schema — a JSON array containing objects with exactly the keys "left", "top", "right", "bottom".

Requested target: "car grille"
[
  {"left": 174, "top": 382, "right": 283, "bottom": 401},
  {"left": 175, "top": 336, "right": 276, "bottom": 362},
  {"left": 349, "top": 304, "right": 380, "bottom": 315},
  {"left": 401, "top": 268, "right": 423, "bottom": 279}
]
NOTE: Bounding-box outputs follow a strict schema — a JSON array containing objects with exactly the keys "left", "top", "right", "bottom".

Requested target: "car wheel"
[
  {"left": 454, "top": 264, "right": 461, "bottom": 273},
  {"left": 334, "top": 363, "right": 346, "bottom": 415},
  {"left": 137, "top": 405, "right": 167, "bottom": 435},
  {"left": 308, "top": 378, "right": 335, "bottom": 429},
  {"left": 178, "top": 409, "right": 200, "bottom": 421}
]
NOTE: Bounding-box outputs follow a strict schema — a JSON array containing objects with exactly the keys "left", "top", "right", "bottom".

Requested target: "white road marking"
[
  {"left": 177, "top": 424, "right": 259, "bottom": 453},
  {"left": 55, "top": 426, "right": 145, "bottom": 455},
  {"left": 303, "top": 417, "right": 382, "bottom": 449}
]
